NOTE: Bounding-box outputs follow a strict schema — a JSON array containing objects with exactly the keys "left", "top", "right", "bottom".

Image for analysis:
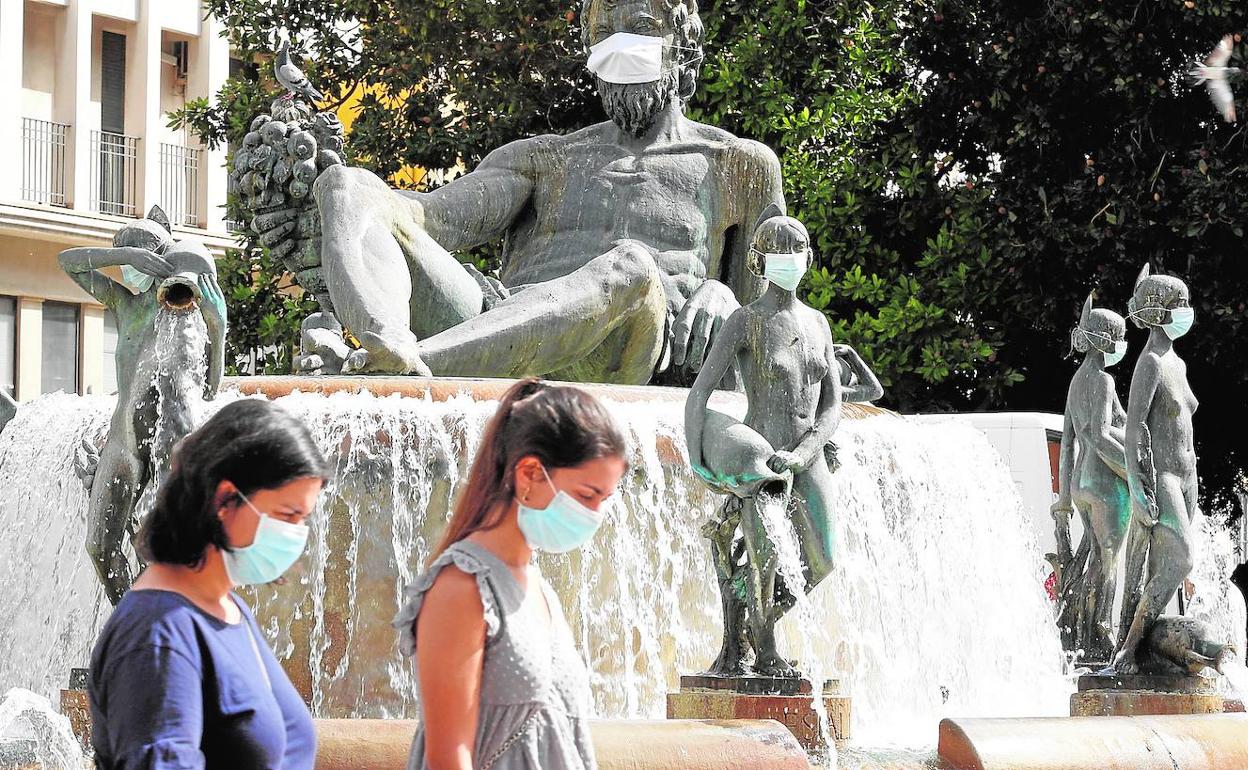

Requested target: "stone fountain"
[{"left": 2, "top": 7, "right": 1248, "bottom": 770}]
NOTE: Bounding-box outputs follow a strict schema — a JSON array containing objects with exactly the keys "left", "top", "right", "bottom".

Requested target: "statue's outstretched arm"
[
  {"left": 685, "top": 310, "right": 746, "bottom": 477},
  {"left": 58, "top": 246, "right": 164, "bottom": 311},
  {"left": 415, "top": 138, "right": 540, "bottom": 253},
  {"left": 1124, "top": 354, "right": 1162, "bottom": 525}
]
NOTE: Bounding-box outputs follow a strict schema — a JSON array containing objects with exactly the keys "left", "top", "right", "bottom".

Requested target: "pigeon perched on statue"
[
  {"left": 275, "top": 39, "right": 324, "bottom": 104},
  {"left": 1191, "top": 34, "right": 1241, "bottom": 123}
]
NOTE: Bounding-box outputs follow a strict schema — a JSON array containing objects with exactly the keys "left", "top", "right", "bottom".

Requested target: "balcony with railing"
[
  {"left": 159, "top": 142, "right": 203, "bottom": 228},
  {"left": 90, "top": 130, "right": 140, "bottom": 218},
  {"left": 21, "top": 118, "right": 70, "bottom": 207}
]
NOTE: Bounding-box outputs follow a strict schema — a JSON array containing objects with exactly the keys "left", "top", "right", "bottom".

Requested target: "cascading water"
[{"left": 3, "top": 385, "right": 1236, "bottom": 751}]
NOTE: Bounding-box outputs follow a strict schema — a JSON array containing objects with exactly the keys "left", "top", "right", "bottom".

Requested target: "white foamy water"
[
  {"left": 0, "top": 688, "right": 85, "bottom": 770},
  {"left": 0, "top": 387, "right": 1158, "bottom": 751}
]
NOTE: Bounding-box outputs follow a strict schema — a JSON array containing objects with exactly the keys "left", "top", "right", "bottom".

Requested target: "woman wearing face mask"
[
  {"left": 1050, "top": 293, "right": 1130, "bottom": 661},
  {"left": 393, "top": 378, "right": 627, "bottom": 770},
  {"left": 1114, "top": 264, "right": 1200, "bottom": 675},
  {"left": 89, "top": 399, "right": 328, "bottom": 770}
]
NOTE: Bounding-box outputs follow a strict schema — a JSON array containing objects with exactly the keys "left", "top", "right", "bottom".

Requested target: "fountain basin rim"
[{"left": 225, "top": 375, "right": 892, "bottom": 419}]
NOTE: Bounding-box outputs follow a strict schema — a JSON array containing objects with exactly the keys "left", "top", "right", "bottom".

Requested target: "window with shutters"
[{"left": 41, "top": 302, "right": 80, "bottom": 395}]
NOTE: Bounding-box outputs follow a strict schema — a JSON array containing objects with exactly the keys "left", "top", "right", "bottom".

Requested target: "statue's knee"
[{"left": 607, "top": 241, "right": 663, "bottom": 294}]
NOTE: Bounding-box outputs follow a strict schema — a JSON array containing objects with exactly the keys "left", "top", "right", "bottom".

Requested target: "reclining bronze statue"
[{"left": 247, "top": 0, "right": 784, "bottom": 386}]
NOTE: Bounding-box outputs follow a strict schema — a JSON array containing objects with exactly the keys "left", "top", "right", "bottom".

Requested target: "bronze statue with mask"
[
  {"left": 1113, "top": 264, "right": 1200, "bottom": 674},
  {"left": 1051, "top": 293, "right": 1130, "bottom": 662},
  {"left": 58, "top": 207, "right": 226, "bottom": 604},
  {"left": 684, "top": 208, "right": 848, "bottom": 678},
  {"left": 264, "top": 0, "right": 783, "bottom": 386}
]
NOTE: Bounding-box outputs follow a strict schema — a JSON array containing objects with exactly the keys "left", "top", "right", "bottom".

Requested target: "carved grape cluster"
[{"left": 228, "top": 105, "right": 345, "bottom": 287}]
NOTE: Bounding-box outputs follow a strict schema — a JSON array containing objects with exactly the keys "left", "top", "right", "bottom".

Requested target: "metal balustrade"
[
  {"left": 21, "top": 118, "right": 70, "bottom": 207},
  {"left": 159, "top": 141, "right": 203, "bottom": 227},
  {"left": 91, "top": 130, "right": 140, "bottom": 218}
]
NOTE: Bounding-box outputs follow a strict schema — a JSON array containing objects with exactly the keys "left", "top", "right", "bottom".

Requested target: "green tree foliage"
[
  {"left": 884, "top": 1, "right": 1248, "bottom": 513},
  {"left": 186, "top": 0, "right": 1245, "bottom": 509}
]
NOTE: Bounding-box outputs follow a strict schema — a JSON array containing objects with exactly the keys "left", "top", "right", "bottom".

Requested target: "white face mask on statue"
[
  {"left": 586, "top": 33, "right": 668, "bottom": 84},
  {"left": 758, "top": 249, "right": 809, "bottom": 292}
]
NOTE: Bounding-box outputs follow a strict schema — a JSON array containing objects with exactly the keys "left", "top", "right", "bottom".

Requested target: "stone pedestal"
[
  {"left": 1070, "top": 671, "right": 1223, "bottom": 716},
  {"left": 666, "top": 674, "right": 850, "bottom": 751}
]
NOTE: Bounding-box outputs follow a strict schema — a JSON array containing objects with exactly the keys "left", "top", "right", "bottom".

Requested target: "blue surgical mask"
[
  {"left": 759, "top": 249, "right": 808, "bottom": 292},
  {"left": 1104, "top": 339, "right": 1128, "bottom": 367},
  {"left": 516, "top": 467, "right": 605, "bottom": 553},
  {"left": 1163, "top": 306, "right": 1194, "bottom": 340},
  {"left": 222, "top": 493, "right": 310, "bottom": 586}
]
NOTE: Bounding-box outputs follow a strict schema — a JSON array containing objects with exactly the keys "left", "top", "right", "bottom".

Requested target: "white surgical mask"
[
  {"left": 1128, "top": 305, "right": 1195, "bottom": 340},
  {"left": 516, "top": 466, "right": 605, "bottom": 553},
  {"left": 121, "top": 265, "right": 155, "bottom": 293},
  {"left": 758, "top": 249, "right": 809, "bottom": 292},
  {"left": 1073, "top": 327, "right": 1127, "bottom": 367},
  {"left": 586, "top": 32, "right": 690, "bottom": 84},
  {"left": 1163, "top": 306, "right": 1194, "bottom": 340},
  {"left": 222, "top": 493, "right": 310, "bottom": 586}
]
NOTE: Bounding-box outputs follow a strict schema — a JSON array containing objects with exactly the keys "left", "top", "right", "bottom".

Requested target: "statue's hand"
[
  {"left": 119, "top": 247, "right": 175, "bottom": 279},
  {"left": 1131, "top": 494, "right": 1160, "bottom": 528},
  {"left": 1050, "top": 499, "right": 1073, "bottom": 517},
  {"left": 198, "top": 274, "right": 227, "bottom": 331},
  {"left": 671, "top": 280, "right": 739, "bottom": 375},
  {"left": 767, "top": 450, "right": 804, "bottom": 474}
]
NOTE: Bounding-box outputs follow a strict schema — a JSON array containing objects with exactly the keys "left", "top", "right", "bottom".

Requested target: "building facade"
[{"left": 0, "top": 0, "right": 234, "bottom": 401}]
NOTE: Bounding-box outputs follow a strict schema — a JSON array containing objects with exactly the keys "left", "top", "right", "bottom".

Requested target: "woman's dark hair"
[
  {"left": 137, "top": 399, "right": 329, "bottom": 568},
  {"left": 428, "top": 378, "right": 628, "bottom": 565}
]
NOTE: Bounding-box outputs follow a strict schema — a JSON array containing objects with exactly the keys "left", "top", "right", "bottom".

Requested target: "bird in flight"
[
  {"left": 275, "top": 39, "right": 324, "bottom": 104},
  {"left": 1190, "top": 34, "right": 1240, "bottom": 123}
]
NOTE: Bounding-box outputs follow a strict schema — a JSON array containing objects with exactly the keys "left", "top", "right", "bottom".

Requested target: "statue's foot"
[
  {"left": 703, "top": 652, "right": 750, "bottom": 678},
  {"left": 752, "top": 654, "right": 800, "bottom": 679},
  {"left": 296, "top": 312, "right": 352, "bottom": 374},
  {"left": 342, "top": 330, "right": 432, "bottom": 376},
  {"left": 1112, "top": 648, "right": 1140, "bottom": 675}
]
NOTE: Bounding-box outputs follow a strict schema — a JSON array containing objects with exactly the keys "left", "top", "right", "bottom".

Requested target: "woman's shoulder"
[
  {"left": 92, "top": 590, "right": 217, "bottom": 676},
  {"left": 391, "top": 541, "right": 504, "bottom": 656}
]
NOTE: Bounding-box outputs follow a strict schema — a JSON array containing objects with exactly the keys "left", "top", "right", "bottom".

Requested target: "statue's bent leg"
[
  {"left": 86, "top": 441, "right": 144, "bottom": 605},
  {"left": 788, "top": 460, "right": 837, "bottom": 595},
  {"left": 702, "top": 497, "right": 750, "bottom": 677},
  {"left": 739, "top": 493, "right": 797, "bottom": 677},
  {"left": 417, "top": 241, "right": 666, "bottom": 384},
  {"left": 316, "top": 166, "right": 481, "bottom": 374},
  {"left": 1114, "top": 475, "right": 1193, "bottom": 673},
  {"left": 1088, "top": 478, "right": 1130, "bottom": 659}
]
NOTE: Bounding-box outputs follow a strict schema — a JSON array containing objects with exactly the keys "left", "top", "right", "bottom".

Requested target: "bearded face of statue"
[{"left": 582, "top": 0, "right": 703, "bottom": 137}]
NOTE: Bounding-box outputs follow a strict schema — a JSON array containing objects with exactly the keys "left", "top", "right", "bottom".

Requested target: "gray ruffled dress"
[{"left": 393, "top": 540, "right": 598, "bottom": 770}]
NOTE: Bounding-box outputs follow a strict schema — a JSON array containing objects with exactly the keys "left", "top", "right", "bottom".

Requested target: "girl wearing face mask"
[
  {"left": 1050, "top": 293, "right": 1130, "bottom": 661},
  {"left": 89, "top": 399, "right": 328, "bottom": 770},
  {"left": 393, "top": 378, "right": 628, "bottom": 770}
]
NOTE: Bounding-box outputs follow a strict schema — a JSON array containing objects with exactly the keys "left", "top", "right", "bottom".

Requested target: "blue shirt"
[{"left": 89, "top": 589, "right": 316, "bottom": 770}]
